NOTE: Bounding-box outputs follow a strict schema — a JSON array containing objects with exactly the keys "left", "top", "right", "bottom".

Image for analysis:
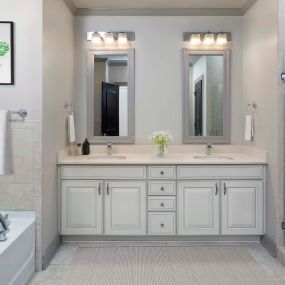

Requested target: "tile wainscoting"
[{"left": 0, "top": 120, "right": 43, "bottom": 271}]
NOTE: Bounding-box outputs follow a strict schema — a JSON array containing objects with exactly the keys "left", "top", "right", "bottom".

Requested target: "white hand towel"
[
  {"left": 68, "top": 114, "right": 76, "bottom": 143},
  {"left": 245, "top": 114, "right": 254, "bottom": 141},
  {"left": 0, "top": 110, "right": 10, "bottom": 175}
]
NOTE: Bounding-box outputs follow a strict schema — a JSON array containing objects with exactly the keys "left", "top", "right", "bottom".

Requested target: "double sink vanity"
[{"left": 58, "top": 146, "right": 267, "bottom": 240}]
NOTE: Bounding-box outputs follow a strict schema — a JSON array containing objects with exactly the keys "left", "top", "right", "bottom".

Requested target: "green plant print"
[{"left": 0, "top": 42, "right": 9, "bottom": 57}]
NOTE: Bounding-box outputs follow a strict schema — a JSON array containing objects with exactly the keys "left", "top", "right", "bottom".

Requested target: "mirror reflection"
[
  {"left": 93, "top": 54, "right": 128, "bottom": 137},
  {"left": 188, "top": 54, "right": 224, "bottom": 137}
]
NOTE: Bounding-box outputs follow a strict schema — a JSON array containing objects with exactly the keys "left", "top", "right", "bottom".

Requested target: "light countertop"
[{"left": 57, "top": 145, "right": 267, "bottom": 165}]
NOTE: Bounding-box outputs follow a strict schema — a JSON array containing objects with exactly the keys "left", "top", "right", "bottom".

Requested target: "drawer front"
[
  {"left": 148, "top": 166, "right": 176, "bottom": 179},
  {"left": 61, "top": 166, "right": 146, "bottom": 180},
  {"left": 148, "top": 197, "right": 176, "bottom": 211},
  {"left": 148, "top": 213, "right": 176, "bottom": 235},
  {"left": 178, "top": 165, "right": 263, "bottom": 180},
  {"left": 148, "top": 181, "right": 176, "bottom": 196}
]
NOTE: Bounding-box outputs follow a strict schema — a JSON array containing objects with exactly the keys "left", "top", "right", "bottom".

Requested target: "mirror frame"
[
  {"left": 87, "top": 48, "right": 135, "bottom": 144},
  {"left": 182, "top": 49, "right": 231, "bottom": 144}
]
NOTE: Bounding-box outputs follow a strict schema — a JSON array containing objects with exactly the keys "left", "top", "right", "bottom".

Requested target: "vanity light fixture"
[
  {"left": 190, "top": 34, "right": 201, "bottom": 46},
  {"left": 92, "top": 32, "right": 103, "bottom": 45},
  {"left": 216, "top": 33, "right": 228, "bottom": 45},
  {"left": 203, "top": 32, "right": 215, "bottom": 45},
  {"left": 118, "top": 32, "right": 128, "bottom": 46},
  {"left": 105, "top": 32, "right": 115, "bottom": 46}
]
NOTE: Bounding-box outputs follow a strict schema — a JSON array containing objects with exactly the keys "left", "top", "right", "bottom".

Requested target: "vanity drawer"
[
  {"left": 61, "top": 166, "right": 146, "bottom": 180},
  {"left": 148, "top": 181, "right": 176, "bottom": 196},
  {"left": 178, "top": 165, "right": 264, "bottom": 180},
  {"left": 148, "top": 197, "right": 176, "bottom": 211},
  {"left": 148, "top": 213, "right": 176, "bottom": 235},
  {"left": 148, "top": 166, "right": 176, "bottom": 179}
]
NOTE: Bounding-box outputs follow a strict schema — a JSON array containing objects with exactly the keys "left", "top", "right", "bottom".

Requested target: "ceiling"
[{"left": 71, "top": 0, "right": 250, "bottom": 10}]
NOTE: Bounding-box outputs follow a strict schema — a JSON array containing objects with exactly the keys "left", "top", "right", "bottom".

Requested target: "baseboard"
[
  {"left": 62, "top": 235, "right": 261, "bottom": 242},
  {"left": 42, "top": 235, "right": 62, "bottom": 269},
  {"left": 261, "top": 235, "right": 277, "bottom": 257}
]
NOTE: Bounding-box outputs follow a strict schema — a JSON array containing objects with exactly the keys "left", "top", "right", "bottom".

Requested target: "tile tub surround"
[
  {"left": 28, "top": 242, "right": 285, "bottom": 284},
  {"left": 57, "top": 145, "right": 267, "bottom": 165},
  {"left": 0, "top": 120, "right": 43, "bottom": 271}
]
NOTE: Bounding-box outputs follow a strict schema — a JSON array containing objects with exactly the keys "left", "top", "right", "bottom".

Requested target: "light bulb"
[
  {"left": 203, "top": 33, "right": 215, "bottom": 45},
  {"left": 92, "top": 32, "right": 103, "bottom": 45},
  {"left": 105, "top": 32, "right": 114, "bottom": 46},
  {"left": 190, "top": 34, "right": 201, "bottom": 46},
  {"left": 118, "top": 33, "right": 128, "bottom": 46},
  {"left": 217, "top": 33, "right": 228, "bottom": 45}
]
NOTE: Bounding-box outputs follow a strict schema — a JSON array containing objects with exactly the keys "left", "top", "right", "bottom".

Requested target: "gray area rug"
[{"left": 63, "top": 246, "right": 277, "bottom": 285}]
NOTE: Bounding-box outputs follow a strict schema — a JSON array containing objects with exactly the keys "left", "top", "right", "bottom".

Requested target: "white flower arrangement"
[{"left": 149, "top": 131, "right": 173, "bottom": 157}]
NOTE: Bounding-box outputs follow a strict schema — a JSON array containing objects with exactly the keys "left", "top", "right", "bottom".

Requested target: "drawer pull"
[
  {"left": 160, "top": 171, "right": 164, "bottom": 175},
  {"left": 223, "top": 183, "right": 227, "bottom": 195},
  {"left": 160, "top": 187, "right": 165, "bottom": 191},
  {"left": 215, "top": 183, "right": 218, "bottom": 195},
  {"left": 160, "top": 223, "right": 164, "bottom": 228},
  {"left": 160, "top": 203, "right": 164, "bottom": 207},
  {"left": 107, "top": 183, "right": 110, "bottom": 195},
  {"left": 98, "top": 183, "right": 101, "bottom": 195}
]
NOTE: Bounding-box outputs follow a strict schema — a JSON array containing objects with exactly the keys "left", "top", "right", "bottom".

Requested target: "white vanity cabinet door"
[
  {"left": 221, "top": 180, "right": 264, "bottom": 235},
  {"left": 61, "top": 181, "right": 102, "bottom": 235},
  {"left": 104, "top": 181, "right": 147, "bottom": 235},
  {"left": 178, "top": 181, "right": 219, "bottom": 235}
]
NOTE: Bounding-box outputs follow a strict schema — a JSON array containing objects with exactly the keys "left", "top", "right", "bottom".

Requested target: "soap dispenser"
[{"left": 82, "top": 138, "right": 90, "bottom": 155}]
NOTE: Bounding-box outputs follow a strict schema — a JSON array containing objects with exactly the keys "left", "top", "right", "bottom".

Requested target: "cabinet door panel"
[
  {"left": 61, "top": 181, "right": 102, "bottom": 235},
  {"left": 178, "top": 181, "right": 219, "bottom": 235},
  {"left": 105, "top": 181, "right": 146, "bottom": 235},
  {"left": 222, "top": 181, "right": 264, "bottom": 235}
]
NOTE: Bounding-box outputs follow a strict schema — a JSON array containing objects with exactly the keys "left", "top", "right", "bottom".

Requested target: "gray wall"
[
  {"left": 42, "top": 0, "right": 74, "bottom": 266},
  {"left": 242, "top": 0, "right": 279, "bottom": 254},
  {"left": 74, "top": 16, "right": 244, "bottom": 144}
]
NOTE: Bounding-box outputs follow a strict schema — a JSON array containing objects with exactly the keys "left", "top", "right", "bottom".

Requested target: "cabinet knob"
[
  {"left": 160, "top": 203, "right": 164, "bottom": 207},
  {"left": 160, "top": 223, "right": 164, "bottom": 228},
  {"left": 160, "top": 171, "right": 164, "bottom": 175},
  {"left": 160, "top": 187, "right": 165, "bottom": 191},
  {"left": 223, "top": 183, "right": 227, "bottom": 195}
]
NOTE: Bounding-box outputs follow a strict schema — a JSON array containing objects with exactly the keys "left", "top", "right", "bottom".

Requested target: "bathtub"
[{"left": 0, "top": 211, "right": 35, "bottom": 285}]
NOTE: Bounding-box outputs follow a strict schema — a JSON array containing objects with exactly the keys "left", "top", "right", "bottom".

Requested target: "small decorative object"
[
  {"left": 149, "top": 131, "right": 173, "bottom": 158},
  {"left": 82, "top": 138, "right": 90, "bottom": 155},
  {"left": 0, "top": 22, "right": 14, "bottom": 85}
]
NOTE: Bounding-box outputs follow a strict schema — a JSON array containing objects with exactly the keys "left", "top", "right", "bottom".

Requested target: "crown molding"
[
  {"left": 241, "top": 0, "right": 258, "bottom": 15},
  {"left": 63, "top": 0, "right": 76, "bottom": 15},
  {"left": 75, "top": 8, "right": 243, "bottom": 16}
]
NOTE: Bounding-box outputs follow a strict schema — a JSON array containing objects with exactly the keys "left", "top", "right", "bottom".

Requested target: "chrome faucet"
[
  {"left": 107, "top": 142, "right": 113, "bottom": 156},
  {"left": 206, "top": 142, "right": 213, "bottom": 156}
]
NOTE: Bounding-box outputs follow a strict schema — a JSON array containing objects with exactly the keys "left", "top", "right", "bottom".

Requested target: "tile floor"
[{"left": 28, "top": 242, "right": 285, "bottom": 285}]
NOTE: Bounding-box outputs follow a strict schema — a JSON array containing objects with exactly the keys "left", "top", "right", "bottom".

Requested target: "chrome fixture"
[
  {"left": 246, "top": 102, "right": 257, "bottom": 114},
  {"left": 205, "top": 142, "right": 213, "bottom": 156},
  {"left": 87, "top": 31, "right": 135, "bottom": 47},
  {"left": 0, "top": 213, "right": 9, "bottom": 242},
  {"left": 64, "top": 102, "right": 73, "bottom": 115},
  {"left": 107, "top": 142, "right": 113, "bottom": 156},
  {"left": 10, "top": 109, "right": 28, "bottom": 119},
  {"left": 183, "top": 32, "right": 231, "bottom": 46}
]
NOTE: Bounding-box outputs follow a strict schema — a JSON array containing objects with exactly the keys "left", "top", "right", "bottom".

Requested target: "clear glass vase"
[{"left": 155, "top": 144, "right": 167, "bottom": 158}]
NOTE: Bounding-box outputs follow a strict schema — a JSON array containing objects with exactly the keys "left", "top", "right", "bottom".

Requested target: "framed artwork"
[{"left": 0, "top": 22, "right": 14, "bottom": 85}]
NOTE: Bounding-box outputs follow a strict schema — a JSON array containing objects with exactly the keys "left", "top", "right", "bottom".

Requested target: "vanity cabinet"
[
  {"left": 178, "top": 181, "right": 219, "bottom": 235},
  {"left": 59, "top": 164, "right": 265, "bottom": 238},
  {"left": 61, "top": 180, "right": 103, "bottom": 235},
  {"left": 104, "top": 181, "right": 146, "bottom": 235}
]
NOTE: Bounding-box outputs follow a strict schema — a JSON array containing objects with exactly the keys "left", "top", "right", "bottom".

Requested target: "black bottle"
[{"left": 82, "top": 138, "right": 90, "bottom": 155}]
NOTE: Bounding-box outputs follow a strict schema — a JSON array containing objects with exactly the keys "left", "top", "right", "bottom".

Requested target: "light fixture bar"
[
  {"left": 87, "top": 31, "right": 135, "bottom": 42},
  {"left": 183, "top": 32, "right": 232, "bottom": 42}
]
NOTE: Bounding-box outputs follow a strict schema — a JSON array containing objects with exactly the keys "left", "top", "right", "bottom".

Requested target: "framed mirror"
[
  {"left": 87, "top": 49, "right": 135, "bottom": 144},
  {"left": 182, "top": 49, "right": 230, "bottom": 144}
]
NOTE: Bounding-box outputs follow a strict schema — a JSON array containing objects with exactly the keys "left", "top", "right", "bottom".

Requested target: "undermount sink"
[
  {"left": 194, "top": 155, "right": 233, "bottom": 161},
  {"left": 88, "top": 155, "right": 127, "bottom": 160}
]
